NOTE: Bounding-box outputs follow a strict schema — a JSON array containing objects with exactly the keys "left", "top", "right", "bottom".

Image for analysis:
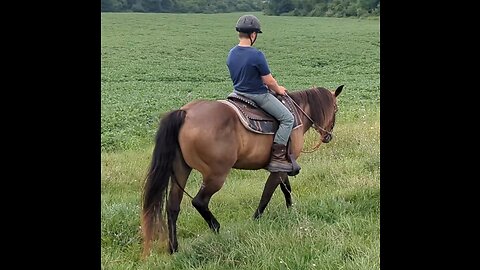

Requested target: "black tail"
[{"left": 141, "top": 109, "right": 186, "bottom": 256}]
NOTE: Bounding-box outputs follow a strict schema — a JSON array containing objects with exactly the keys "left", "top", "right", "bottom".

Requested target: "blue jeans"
[{"left": 237, "top": 92, "right": 294, "bottom": 145}]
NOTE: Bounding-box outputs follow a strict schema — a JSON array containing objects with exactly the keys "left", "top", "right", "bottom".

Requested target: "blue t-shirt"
[{"left": 226, "top": 46, "right": 271, "bottom": 94}]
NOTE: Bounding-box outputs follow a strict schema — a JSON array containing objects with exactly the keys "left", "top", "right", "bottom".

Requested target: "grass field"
[{"left": 101, "top": 12, "right": 379, "bottom": 269}]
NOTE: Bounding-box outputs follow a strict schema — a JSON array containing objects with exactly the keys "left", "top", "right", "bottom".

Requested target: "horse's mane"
[{"left": 288, "top": 87, "right": 335, "bottom": 126}]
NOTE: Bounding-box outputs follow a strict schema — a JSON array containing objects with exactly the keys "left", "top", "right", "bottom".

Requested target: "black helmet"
[{"left": 235, "top": 15, "right": 262, "bottom": 34}]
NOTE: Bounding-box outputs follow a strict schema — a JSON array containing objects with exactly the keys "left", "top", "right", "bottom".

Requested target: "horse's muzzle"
[{"left": 322, "top": 134, "right": 332, "bottom": 143}]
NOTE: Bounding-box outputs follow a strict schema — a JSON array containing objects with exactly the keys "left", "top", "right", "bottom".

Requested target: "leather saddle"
[{"left": 218, "top": 92, "right": 302, "bottom": 135}]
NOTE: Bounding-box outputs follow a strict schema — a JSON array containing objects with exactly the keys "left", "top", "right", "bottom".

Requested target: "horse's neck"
[
  {"left": 298, "top": 102, "right": 314, "bottom": 134},
  {"left": 289, "top": 101, "right": 314, "bottom": 158}
]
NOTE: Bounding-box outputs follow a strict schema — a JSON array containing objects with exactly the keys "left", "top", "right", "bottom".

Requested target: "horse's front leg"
[
  {"left": 253, "top": 172, "right": 285, "bottom": 219},
  {"left": 279, "top": 174, "right": 292, "bottom": 208}
]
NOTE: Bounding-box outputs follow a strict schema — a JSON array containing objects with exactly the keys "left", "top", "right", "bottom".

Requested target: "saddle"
[{"left": 218, "top": 92, "right": 302, "bottom": 135}]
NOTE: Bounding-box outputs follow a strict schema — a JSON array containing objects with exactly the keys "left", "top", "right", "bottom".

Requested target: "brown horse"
[{"left": 141, "top": 85, "right": 343, "bottom": 255}]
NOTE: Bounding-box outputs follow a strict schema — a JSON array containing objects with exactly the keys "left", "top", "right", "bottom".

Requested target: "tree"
[
  {"left": 131, "top": 0, "right": 145, "bottom": 12},
  {"left": 265, "top": 0, "right": 295, "bottom": 15},
  {"left": 142, "top": 0, "right": 162, "bottom": 12},
  {"left": 101, "top": 0, "right": 113, "bottom": 11}
]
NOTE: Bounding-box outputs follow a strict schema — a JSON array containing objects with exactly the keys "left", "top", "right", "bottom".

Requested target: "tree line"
[
  {"left": 265, "top": 0, "right": 379, "bottom": 17},
  {"left": 101, "top": 0, "right": 263, "bottom": 13},
  {"left": 101, "top": 0, "right": 380, "bottom": 17}
]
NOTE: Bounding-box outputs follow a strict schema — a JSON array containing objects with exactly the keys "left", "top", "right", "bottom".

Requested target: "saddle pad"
[{"left": 218, "top": 94, "right": 302, "bottom": 135}]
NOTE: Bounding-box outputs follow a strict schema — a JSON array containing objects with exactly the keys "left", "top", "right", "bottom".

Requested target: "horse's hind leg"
[
  {"left": 167, "top": 152, "right": 192, "bottom": 254},
  {"left": 253, "top": 172, "right": 286, "bottom": 219},
  {"left": 279, "top": 174, "right": 292, "bottom": 208},
  {"left": 192, "top": 172, "right": 228, "bottom": 233}
]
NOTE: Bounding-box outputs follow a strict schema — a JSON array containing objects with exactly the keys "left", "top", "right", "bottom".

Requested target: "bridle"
[{"left": 285, "top": 93, "right": 337, "bottom": 153}]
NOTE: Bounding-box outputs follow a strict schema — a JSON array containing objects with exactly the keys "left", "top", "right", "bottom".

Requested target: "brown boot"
[
  {"left": 287, "top": 153, "right": 301, "bottom": 176},
  {"left": 266, "top": 143, "right": 293, "bottom": 173}
]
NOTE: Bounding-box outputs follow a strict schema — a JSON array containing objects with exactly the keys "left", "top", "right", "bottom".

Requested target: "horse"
[{"left": 141, "top": 85, "right": 344, "bottom": 255}]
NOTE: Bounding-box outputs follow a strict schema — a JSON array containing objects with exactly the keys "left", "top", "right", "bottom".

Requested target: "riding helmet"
[{"left": 235, "top": 15, "right": 262, "bottom": 34}]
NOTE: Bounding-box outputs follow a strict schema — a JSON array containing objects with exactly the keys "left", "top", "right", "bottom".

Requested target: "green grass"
[{"left": 101, "top": 12, "right": 379, "bottom": 269}]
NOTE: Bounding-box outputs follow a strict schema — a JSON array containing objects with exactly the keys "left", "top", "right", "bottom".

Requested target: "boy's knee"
[
  {"left": 283, "top": 112, "right": 294, "bottom": 126},
  {"left": 279, "top": 115, "right": 294, "bottom": 131}
]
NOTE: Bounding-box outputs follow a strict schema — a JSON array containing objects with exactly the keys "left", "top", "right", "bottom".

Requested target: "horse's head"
[
  {"left": 319, "top": 85, "right": 343, "bottom": 143},
  {"left": 290, "top": 85, "right": 343, "bottom": 144}
]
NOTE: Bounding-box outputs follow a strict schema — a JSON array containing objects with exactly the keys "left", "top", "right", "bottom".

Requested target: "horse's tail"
[{"left": 141, "top": 109, "right": 186, "bottom": 256}]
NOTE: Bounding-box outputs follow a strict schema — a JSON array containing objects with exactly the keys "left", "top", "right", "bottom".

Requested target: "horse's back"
[{"left": 181, "top": 100, "right": 237, "bottom": 136}]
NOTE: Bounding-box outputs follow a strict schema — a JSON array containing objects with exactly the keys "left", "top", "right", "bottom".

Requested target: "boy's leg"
[{"left": 238, "top": 92, "right": 296, "bottom": 173}]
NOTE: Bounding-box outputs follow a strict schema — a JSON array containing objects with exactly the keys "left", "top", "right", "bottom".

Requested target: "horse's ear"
[{"left": 334, "top": 85, "right": 344, "bottom": 97}]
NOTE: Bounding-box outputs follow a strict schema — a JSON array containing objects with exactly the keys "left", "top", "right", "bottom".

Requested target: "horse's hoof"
[
  {"left": 168, "top": 243, "right": 178, "bottom": 254},
  {"left": 210, "top": 221, "right": 221, "bottom": 233}
]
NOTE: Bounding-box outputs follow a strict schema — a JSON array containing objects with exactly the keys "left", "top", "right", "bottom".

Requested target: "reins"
[{"left": 172, "top": 172, "right": 194, "bottom": 200}]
